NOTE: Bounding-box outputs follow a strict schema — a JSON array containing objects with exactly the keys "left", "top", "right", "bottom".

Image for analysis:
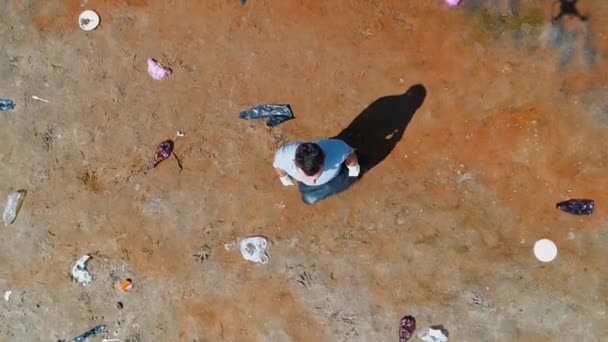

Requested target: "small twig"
[
  {"left": 173, "top": 152, "right": 183, "bottom": 171},
  {"left": 32, "top": 95, "right": 49, "bottom": 103}
]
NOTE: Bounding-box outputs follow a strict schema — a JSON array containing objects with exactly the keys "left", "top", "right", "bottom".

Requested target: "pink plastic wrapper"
[
  {"left": 399, "top": 315, "right": 416, "bottom": 342},
  {"left": 147, "top": 58, "right": 172, "bottom": 80},
  {"left": 152, "top": 140, "right": 174, "bottom": 167},
  {"left": 444, "top": 0, "right": 462, "bottom": 6}
]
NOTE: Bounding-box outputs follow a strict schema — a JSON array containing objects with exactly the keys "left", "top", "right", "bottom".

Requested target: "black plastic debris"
[
  {"left": 239, "top": 104, "right": 295, "bottom": 127},
  {"left": 556, "top": 199, "right": 594, "bottom": 215},
  {"left": 552, "top": 0, "right": 587, "bottom": 22},
  {"left": 399, "top": 315, "right": 416, "bottom": 342},
  {"left": 241, "top": 0, "right": 247, "bottom": 5},
  {"left": 70, "top": 325, "right": 105, "bottom": 342},
  {"left": 152, "top": 140, "right": 174, "bottom": 167},
  {"left": 0, "top": 99, "right": 15, "bottom": 111}
]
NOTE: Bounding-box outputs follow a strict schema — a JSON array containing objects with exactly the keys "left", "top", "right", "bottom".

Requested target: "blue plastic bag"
[
  {"left": 239, "top": 104, "right": 295, "bottom": 127},
  {"left": 0, "top": 99, "right": 15, "bottom": 111}
]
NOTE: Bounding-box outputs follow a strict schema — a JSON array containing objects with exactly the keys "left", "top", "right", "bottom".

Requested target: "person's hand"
[
  {"left": 280, "top": 175, "right": 294, "bottom": 186},
  {"left": 347, "top": 164, "right": 360, "bottom": 177}
]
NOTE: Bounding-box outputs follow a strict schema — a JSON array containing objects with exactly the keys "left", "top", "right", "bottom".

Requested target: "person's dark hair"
[{"left": 295, "top": 143, "right": 324, "bottom": 176}]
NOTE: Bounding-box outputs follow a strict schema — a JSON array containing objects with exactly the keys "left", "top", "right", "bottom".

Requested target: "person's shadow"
[{"left": 334, "top": 84, "right": 426, "bottom": 176}]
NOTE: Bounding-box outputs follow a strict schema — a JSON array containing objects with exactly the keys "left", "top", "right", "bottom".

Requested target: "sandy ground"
[{"left": 1, "top": 0, "right": 608, "bottom": 341}]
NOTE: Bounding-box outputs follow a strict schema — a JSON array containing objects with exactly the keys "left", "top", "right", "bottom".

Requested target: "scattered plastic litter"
[
  {"left": 420, "top": 327, "right": 449, "bottom": 342},
  {"left": 176, "top": 130, "right": 185, "bottom": 137},
  {"left": 78, "top": 10, "right": 100, "bottom": 31},
  {"left": 444, "top": 0, "right": 462, "bottom": 6},
  {"left": 4, "top": 291, "right": 12, "bottom": 301},
  {"left": 240, "top": 236, "right": 269, "bottom": 264},
  {"left": 70, "top": 324, "right": 105, "bottom": 342},
  {"left": 241, "top": 0, "right": 247, "bottom": 4},
  {"left": 0, "top": 99, "right": 15, "bottom": 111},
  {"left": 71, "top": 255, "right": 93, "bottom": 286},
  {"left": 32, "top": 95, "right": 49, "bottom": 103},
  {"left": 102, "top": 339, "right": 120, "bottom": 342},
  {"left": 120, "top": 278, "right": 133, "bottom": 291},
  {"left": 239, "top": 104, "right": 295, "bottom": 127},
  {"left": 534, "top": 239, "right": 558, "bottom": 262},
  {"left": 152, "top": 140, "right": 174, "bottom": 167},
  {"left": 3, "top": 190, "right": 26, "bottom": 226},
  {"left": 556, "top": 199, "right": 594, "bottom": 215},
  {"left": 147, "top": 58, "right": 172, "bottom": 80},
  {"left": 116, "top": 301, "right": 124, "bottom": 309}
]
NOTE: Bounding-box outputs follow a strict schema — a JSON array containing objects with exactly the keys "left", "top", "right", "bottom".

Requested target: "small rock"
[
  {"left": 360, "top": 28, "right": 373, "bottom": 38},
  {"left": 567, "top": 231, "right": 575, "bottom": 240}
]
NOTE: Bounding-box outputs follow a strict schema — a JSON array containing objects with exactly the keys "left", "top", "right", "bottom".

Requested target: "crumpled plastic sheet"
[
  {"left": 240, "top": 236, "right": 269, "bottom": 264},
  {"left": 147, "top": 58, "right": 172, "bottom": 80},
  {"left": 239, "top": 104, "right": 295, "bottom": 127},
  {"left": 298, "top": 165, "right": 357, "bottom": 204},
  {"left": 420, "top": 327, "right": 449, "bottom": 342},
  {"left": 71, "top": 255, "right": 93, "bottom": 286}
]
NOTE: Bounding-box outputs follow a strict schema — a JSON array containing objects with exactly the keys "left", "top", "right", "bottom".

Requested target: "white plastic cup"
[
  {"left": 534, "top": 239, "right": 558, "bottom": 262},
  {"left": 79, "top": 10, "right": 100, "bottom": 31}
]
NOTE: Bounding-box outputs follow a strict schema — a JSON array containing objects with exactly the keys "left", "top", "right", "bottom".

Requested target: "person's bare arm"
[
  {"left": 275, "top": 168, "right": 287, "bottom": 177},
  {"left": 275, "top": 168, "right": 294, "bottom": 186},
  {"left": 345, "top": 152, "right": 360, "bottom": 177},
  {"left": 345, "top": 153, "right": 358, "bottom": 167}
]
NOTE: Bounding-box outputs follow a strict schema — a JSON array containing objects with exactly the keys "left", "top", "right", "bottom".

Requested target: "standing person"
[{"left": 273, "top": 139, "right": 360, "bottom": 204}]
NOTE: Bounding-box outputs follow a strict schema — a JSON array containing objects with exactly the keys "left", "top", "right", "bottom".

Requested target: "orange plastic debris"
[{"left": 120, "top": 278, "right": 133, "bottom": 291}]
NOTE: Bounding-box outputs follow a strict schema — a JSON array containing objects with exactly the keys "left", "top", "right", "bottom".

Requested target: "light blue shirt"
[{"left": 273, "top": 139, "right": 354, "bottom": 186}]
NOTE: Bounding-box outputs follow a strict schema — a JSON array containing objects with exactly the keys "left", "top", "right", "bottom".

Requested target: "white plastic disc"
[
  {"left": 534, "top": 239, "right": 558, "bottom": 262},
  {"left": 79, "top": 10, "right": 100, "bottom": 31}
]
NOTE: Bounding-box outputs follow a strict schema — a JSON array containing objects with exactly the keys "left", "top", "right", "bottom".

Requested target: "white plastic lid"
[
  {"left": 79, "top": 10, "right": 100, "bottom": 31},
  {"left": 534, "top": 239, "right": 558, "bottom": 262}
]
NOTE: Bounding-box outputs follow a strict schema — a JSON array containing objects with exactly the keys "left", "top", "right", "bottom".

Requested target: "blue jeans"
[{"left": 298, "top": 164, "right": 358, "bottom": 204}]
